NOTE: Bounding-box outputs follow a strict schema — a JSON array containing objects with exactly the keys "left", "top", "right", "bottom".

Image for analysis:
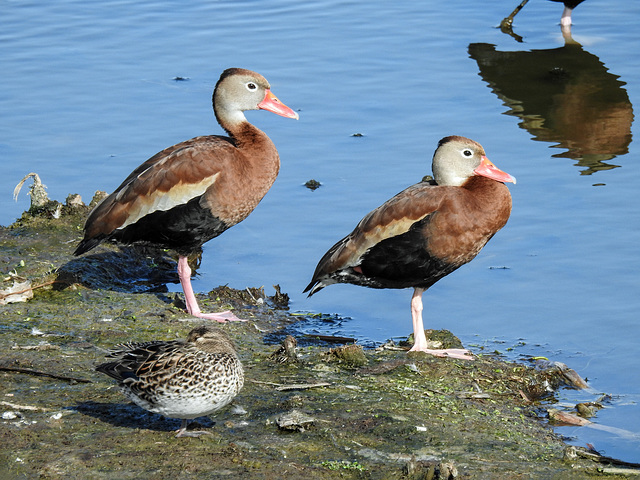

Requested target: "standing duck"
[
  {"left": 96, "top": 325, "right": 244, "bottom": 437},
  {"left": 304, "top": 136, "right": 515, "bottom": 360},
  {"left": 74, "top": 68, "right": 298, "bottom": 321}
]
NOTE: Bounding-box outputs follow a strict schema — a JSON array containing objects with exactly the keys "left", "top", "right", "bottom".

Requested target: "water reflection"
[
  {"left": 500, "top": 0, "right": 586, "bottom": 42},
  {"left": 468, "top": 37, "right": 633, "bottom": 175}
]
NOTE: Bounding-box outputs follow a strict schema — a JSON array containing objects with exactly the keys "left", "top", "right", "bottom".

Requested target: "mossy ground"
[{"left": 0, "top": 204, "right": 624, "bottom": 479}]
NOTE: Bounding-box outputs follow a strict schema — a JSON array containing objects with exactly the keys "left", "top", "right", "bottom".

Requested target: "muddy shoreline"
[{"left": 0, "top": 189, "right": 631, "bottom": 479}]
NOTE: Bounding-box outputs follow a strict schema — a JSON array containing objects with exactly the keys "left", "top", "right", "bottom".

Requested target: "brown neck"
[
  {"left": 227, "top": 121, "right": 272, "bottom": 150},
  {"left": 203, "top": 120, "right": 281, "bottom": 226},
  {"left": 463, "top": 176, "right": 512, "bottom": 225}
]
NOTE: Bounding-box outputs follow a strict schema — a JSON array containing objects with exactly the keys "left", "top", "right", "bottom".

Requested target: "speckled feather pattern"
[{"left": 96, "top": 326, "right": 244, "bottom": 420}]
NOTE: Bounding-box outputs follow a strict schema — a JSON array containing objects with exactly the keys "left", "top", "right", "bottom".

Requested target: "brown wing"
[
  {"left": 95, "top": 340, "right": 186, "bottom": 382},
  {"left": 75, "top": 135, "right": 237, "bottom": 254},
  {"left": 305, "top": 176, "right": 512, "bottom": 293},
  {"left": 305, "top": 182, "right": 450, "bottom": 289}
]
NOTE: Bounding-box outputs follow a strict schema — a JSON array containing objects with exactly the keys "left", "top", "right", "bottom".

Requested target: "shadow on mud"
[
  {"left": 73, "top": 401, "right": 215, "bottom": 433},
  {"left": 57, "top": 246, "right": 180, "bottom": 293}
]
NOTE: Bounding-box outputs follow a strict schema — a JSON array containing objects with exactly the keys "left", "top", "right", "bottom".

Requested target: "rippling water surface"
[{"left": 2, "top": 0, "right": 639, "bottom": 462}]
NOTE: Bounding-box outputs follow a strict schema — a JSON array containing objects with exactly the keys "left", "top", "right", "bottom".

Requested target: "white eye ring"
[
  {"left": 246, "top": 82, "right": 258, "bottom": 91},
  {"left": 462, "top": 149, "right": 473, "bottom": 157}
]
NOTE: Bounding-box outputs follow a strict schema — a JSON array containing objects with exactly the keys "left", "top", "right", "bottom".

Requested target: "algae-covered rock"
[
  {"left": 402, "top": 328, "right": 464, "bottom": 351},
  {"left": 326, "top": 343, "right": 368, "bottom": 368}
]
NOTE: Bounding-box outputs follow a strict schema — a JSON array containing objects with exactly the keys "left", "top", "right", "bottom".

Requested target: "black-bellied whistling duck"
[
  {"left": 75, "top": 68, "right": 298, "bottom": 322},
  {"left": 304, "top": 136, "right": 515, "bottom": 360}
]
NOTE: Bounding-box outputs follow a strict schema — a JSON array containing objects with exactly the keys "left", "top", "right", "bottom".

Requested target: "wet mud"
[{"left": 0, "top": 189, "right": 632, "bottom": 479}]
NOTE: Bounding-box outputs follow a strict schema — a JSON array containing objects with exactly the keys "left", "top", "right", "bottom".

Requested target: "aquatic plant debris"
[
  {"left": 0, "top": 277, "right": 33, "bottom": 305},
  {"left": 13, "top": 173, "right": 49, "bottom": 207}
]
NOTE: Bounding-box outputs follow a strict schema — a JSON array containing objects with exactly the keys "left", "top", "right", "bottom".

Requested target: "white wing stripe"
[{"left": 118, "top": 173, "right": 219, "bottom": 230}]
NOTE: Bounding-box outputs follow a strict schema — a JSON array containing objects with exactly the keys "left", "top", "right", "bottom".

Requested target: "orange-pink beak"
[
  {"left": 258, "top": 90, "right": 299, "bottom": 120},
  {"left": 474, "top": 156, "right": 516, "bottom": 184}
]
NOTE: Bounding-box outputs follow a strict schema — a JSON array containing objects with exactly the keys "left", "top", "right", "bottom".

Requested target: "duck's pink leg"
[
  {"left": 408, "top": 287, "right": 474, "bottom": 360},
  {"left": 177, "top": 256, "right": 244, "bottom": 322},
  {"left": 560, "top": 6, "right": 573, "bottom": 26}
]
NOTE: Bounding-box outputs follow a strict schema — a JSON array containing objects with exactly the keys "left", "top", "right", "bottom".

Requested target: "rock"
[
  {"left": 304, "top": 179, "right": 321, "bottom": 190},
  {"left": 326, "top": 343, "right": 368, "bottom": 367},
  {"left": 576, "top": 402, "right": 599, "bottom": 418},
  {"left": 404, "top": 458, "right": 459, "bottom": 479},
  {"left": 536, "top": 360, "right": 589, "bottom": 389},
  {"left": 548, "top": 408, "right": 591, "bottom": 426},
  {"left": 275, "top": 409, "right": 315, "bottom": 432}
]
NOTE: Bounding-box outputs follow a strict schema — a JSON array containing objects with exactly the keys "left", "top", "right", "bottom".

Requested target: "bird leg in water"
[
  {"left": 560, "top": 6, "right": 573, "bottom": 26},
  {"left": 408, "top": 287, "right": 474, "bottom": 360},
  {"left": 177, "top": 256, "right": 244, "bottom": 322}
]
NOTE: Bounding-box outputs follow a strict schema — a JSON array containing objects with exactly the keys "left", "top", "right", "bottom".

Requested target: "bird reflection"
[
  {"left": 500, "top": 1, "right": 586, "bottom": 42},
  {"left": 468, "top": 38, "right": 633, "bottom": 175}
]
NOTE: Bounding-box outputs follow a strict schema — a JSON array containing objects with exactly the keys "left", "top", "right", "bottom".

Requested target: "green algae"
[{"left": 0, "top": 199, "right": 630, "bottom": 479}]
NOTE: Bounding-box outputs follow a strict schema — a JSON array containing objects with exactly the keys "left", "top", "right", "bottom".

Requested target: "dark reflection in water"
[{"left": 468, "top": 37, "right": 633, "bottom": 175}]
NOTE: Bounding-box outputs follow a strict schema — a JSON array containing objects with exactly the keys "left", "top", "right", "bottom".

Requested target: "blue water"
[{"left": 2, "top": 0, "right": 639, "bottom": 463}]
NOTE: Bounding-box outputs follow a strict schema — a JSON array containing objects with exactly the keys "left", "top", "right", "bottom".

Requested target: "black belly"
[
  {"left": 351, "top": 220, "right": 461, "bottom": 290},
  {"left": 109, "top": 197, "right": 230, "bottom": 256}
]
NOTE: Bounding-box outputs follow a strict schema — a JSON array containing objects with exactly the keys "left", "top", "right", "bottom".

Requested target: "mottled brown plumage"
[
  {"left": 269, "top": 335, "right": 299, "bottom": 364},
  {"left": 96, "top": 325, "right": 244, "bottom": 437},
  {"left": 75, "top": 68, "right": 298, "bottom": 321},
  {"left": 305, "top": 136, "right": 515, "bottom": 359}
]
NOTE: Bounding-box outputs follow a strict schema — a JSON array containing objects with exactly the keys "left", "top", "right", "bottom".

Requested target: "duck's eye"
[
  {"left": 462, "top": 149, "right": 473, "bottom": 157},
  {"left": 246, "top": 82, "right": 257, "bottom": 91}
]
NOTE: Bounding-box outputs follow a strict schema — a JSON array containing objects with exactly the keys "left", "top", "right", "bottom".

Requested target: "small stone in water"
[{"left": 304, "top": 179, "right": 321, "bottom": 190}]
